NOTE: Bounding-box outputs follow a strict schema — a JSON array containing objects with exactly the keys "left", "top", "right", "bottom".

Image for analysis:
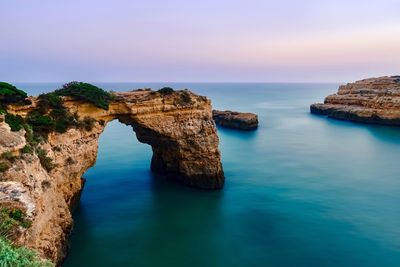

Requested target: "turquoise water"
[{"left": 21, "top": 83, "right": 400, "bottom": 267}]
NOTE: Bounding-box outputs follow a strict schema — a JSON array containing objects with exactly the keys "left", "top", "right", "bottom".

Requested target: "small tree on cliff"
[
  {"left": 157, "top": 87, "right": 174, "bottom": 95},
  {"left": 0, "top": 82, "right": 27, "bottom": 104},
  {"left": 54, "top": 82, "right": 113, "bottom": 110}
]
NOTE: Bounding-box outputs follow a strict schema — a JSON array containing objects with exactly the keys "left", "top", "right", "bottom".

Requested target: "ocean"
[{"left": 19, "top": 83, "right": 400, "bottom": 267}]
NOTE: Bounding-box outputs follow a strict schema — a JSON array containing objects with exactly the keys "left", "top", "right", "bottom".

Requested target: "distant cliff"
[
  {"left": 0, "top": 84, "right": 224, "bottom": 265},
  {"left": 311, "top": 76, "right": 400, "bottom": 125}
]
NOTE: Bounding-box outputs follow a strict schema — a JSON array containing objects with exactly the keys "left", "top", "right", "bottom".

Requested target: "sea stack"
[
  {"left": 310, "top": 76, "right": 400, "bottom": 126},
  {"left": 213, "top": 110, "right": 258, "bottom": 130}
]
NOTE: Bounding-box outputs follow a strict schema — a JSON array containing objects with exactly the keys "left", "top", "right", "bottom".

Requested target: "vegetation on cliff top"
[
  {"left": 0, "top": 82, "right": 111, "bottom": 173},
  {"left": 156, "top": 87, "right": 193, "bottom": 106},
  {"left": 157, "top": 87, "right": 175, "bottom": 95},
  {"left": 30, "top": 92, "right": 79, "bottom": 136},
  {"left": 54, "top": 81, "right": 113, "bottom": 110},
  {"left": 1, "top": 81, "right": 110, "bottom": 135},
  {"left": 0, "top": 82, "right": 28, "bottom": 115},
  {"left": 4, "top": 113, "right": 24, "bottom": 132},
  {"left": 0, "top": 82, "right": 27, "bottom": 105}
]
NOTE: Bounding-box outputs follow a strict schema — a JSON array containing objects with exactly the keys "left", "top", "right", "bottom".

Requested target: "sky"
[{"left": 1, "top": 0, "right": 400, "bottom": 82}]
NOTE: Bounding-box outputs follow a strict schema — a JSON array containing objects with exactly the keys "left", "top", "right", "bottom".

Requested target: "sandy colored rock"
[
  {"left": 0, "top": 89, "right": 224, "bottom": 265},
  {"left": 310, "top": 76, "right": 400, "bottom": 125},
  {"left": 0, "top": 121, "right": 26, "bottom": 155}
]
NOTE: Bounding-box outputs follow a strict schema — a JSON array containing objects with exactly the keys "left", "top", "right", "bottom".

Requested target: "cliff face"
[
  {"left": 0, "top": 90, "right": 224, "bottom": 264},
  {"left": 310, "top": 76, "right": 400, "bottom": 125}
]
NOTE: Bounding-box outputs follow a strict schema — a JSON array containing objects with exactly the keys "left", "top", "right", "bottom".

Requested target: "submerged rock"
[
  {"left": 310, "top": 76, "right": 400, "bottom": 126},
  {"left": 213, "top": 110, "right": 258, "bottom": 130}
]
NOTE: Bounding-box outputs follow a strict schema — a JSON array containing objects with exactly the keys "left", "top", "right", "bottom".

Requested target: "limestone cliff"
[
  {"left": 310, "top": 76, "right": 400, "bottom": 125},
  {"left": 0, "top": 89, "right": 224, "bottom": 264}
]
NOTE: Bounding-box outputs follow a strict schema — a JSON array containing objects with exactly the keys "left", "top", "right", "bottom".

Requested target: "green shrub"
[
  {"left": 0, "top": 237, "right": 53, "bottom": 267},
  {"left": 0, "top": 162, "right": 10, "bottom": 173},
  {"left": 20, "top": 220, "right": 32, "bottom": 229},
  {"left": 157, "top": 87, "right": 174, "bottom": 95},
  {"left": 37, "top": 93, "right": 63, "bottom": 112},
  {"left": 51, "top": 109, "right": 78, "bottom": 133},
  {"left": 36, "top": 148, "right": 54, "bottom": 172},
  {"left": 3, "top": 82, "right": 112, "bottom": 140},
  {"left": 5, "top": 114, "right": 24, "bottom": 132},
  {"left": 26, "top": 111, "right": 55, "bottom": 137},
  {"left": 54, "top": 82, "right": 113, "bottom": 110},
  {"left": 0, "top": 82, "right": 27, "bottom": 104},
  {"left": 24, "top": 125, "right": 42, "bottom": 147},
  {"left": 9, "top": 209, "right": 23, "bottom": 222},
  {"left": 1, "top": 152, "right": 16, "bottom": 163},
  {"left": 21, "top": 145, "right": 33, "bottom": 155},
  {"left": 0, "top": 210, "right": 16, "bottom": 239},
  {"left": 179, "top": 91, "right": 192, "bottom": 105},
  {"left": 0, "top": 207, "right": 51, "bottom": 266},
  {"left": 62, "top": 115, "right": 78, "bottom": 132},
  {"left": 0, "top": 208, "right": 31, "bottom": 239},
  {"left": 29, "top": 95, "right": 78, "bottom": 135}
]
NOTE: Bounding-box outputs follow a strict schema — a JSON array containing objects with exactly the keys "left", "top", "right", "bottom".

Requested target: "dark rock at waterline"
[
  {"left": 213, "top": 110, "right": 258, "bottom": 130},
  {"left": 310, "top": 76, "right": 400, "bottom": 126}
]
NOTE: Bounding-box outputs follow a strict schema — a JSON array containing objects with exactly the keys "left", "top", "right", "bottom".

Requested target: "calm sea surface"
[{"left": 19, "top": 83, "right": 400, "bottom": 267}]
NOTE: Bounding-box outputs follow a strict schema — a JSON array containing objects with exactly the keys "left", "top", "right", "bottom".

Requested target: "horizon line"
[{"left": 11, "top": 81, "right": 344, "bottom": 84}]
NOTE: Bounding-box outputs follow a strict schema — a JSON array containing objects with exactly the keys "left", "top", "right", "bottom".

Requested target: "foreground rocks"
[
  {"left": 0, "top": 89, "right": 224, "bottom": 265},
  {"left": 311, "top": 76, "right": 400, "bottom": 125},
  {"left": 213, "top": 110, "right": 258, "bottom": 130}
]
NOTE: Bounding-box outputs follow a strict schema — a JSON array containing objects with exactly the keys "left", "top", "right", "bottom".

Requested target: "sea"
[{"left": 18, "top": 83, "right": 400, "bottom": 267}]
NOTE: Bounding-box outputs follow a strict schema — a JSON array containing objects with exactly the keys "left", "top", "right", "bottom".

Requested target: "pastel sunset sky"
[{"left": 1, "top": 0, "right": 399, "bottom": 82}]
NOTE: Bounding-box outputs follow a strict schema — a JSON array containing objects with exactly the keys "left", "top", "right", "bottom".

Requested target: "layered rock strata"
[
  {"left": 213, "top": 110, "right": 258, "bottom": 130},
  {"left": 0, "top": 89, "right": 224, "bottom": 265},
  {"left": 310, "top": 76, "right": 400, "bottom": 125}
]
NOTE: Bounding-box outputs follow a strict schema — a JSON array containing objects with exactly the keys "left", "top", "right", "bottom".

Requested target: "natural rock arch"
[
  {"left": 1, "top": 89, "right": 224, "bottom": 264},
  {"left": 64, "top": 90, "right": 225, "bottom": 189}
]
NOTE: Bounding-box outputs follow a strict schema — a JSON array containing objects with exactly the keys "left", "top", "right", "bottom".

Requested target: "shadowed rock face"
[
  {"left": 311, "top": 76, "right": 400, "bottom": 125},
  {"left": 0, "top": 89, "right": 224, "bottom": 264},
  {"left": 213, "top": 110, "right": 258, "bottom": 130}
]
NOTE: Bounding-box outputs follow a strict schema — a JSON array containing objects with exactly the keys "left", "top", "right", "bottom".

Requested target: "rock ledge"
[{"left": 310, "top": 76, "right": 400, "bottom": 126}]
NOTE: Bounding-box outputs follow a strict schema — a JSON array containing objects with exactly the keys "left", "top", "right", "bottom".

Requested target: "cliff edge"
[
  {"left": 0, "top": 84, "right": 224, "bottom": 265},
  {"left": 311, "top": 76, "right": 400, "bottom": 125}
]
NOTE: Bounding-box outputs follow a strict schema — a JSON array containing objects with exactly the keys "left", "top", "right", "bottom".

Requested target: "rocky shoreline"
[
  {"left": 0, "top": 87, "right": 224, "bottom": 265},
  {"left": 310, "top": 76, "right": 400, "bottom": 126}
]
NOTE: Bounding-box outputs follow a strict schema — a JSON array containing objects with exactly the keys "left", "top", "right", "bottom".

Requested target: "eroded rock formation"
[
  {"left": 0, "top": 89, "right": 224, "bottom": 264},
  {"left": 311, "top": 76, "right": 400, "bottom": 125},
  {"left": 213, "top": 110, "right": 258, "bottom": 130}
]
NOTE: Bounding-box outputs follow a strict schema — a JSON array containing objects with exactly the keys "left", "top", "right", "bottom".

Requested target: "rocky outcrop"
[
  {"left": 0, "top": 89, "right": 224, "bottom": 265},
  {"left": 213, "top": 110, "right": 258, "bottom": 130},
  {"left": 310, "top": 76, "right": 400, "bottom": 125},
  {"left": 0, "top": 117, "right": 26, "bottom": 155}
]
